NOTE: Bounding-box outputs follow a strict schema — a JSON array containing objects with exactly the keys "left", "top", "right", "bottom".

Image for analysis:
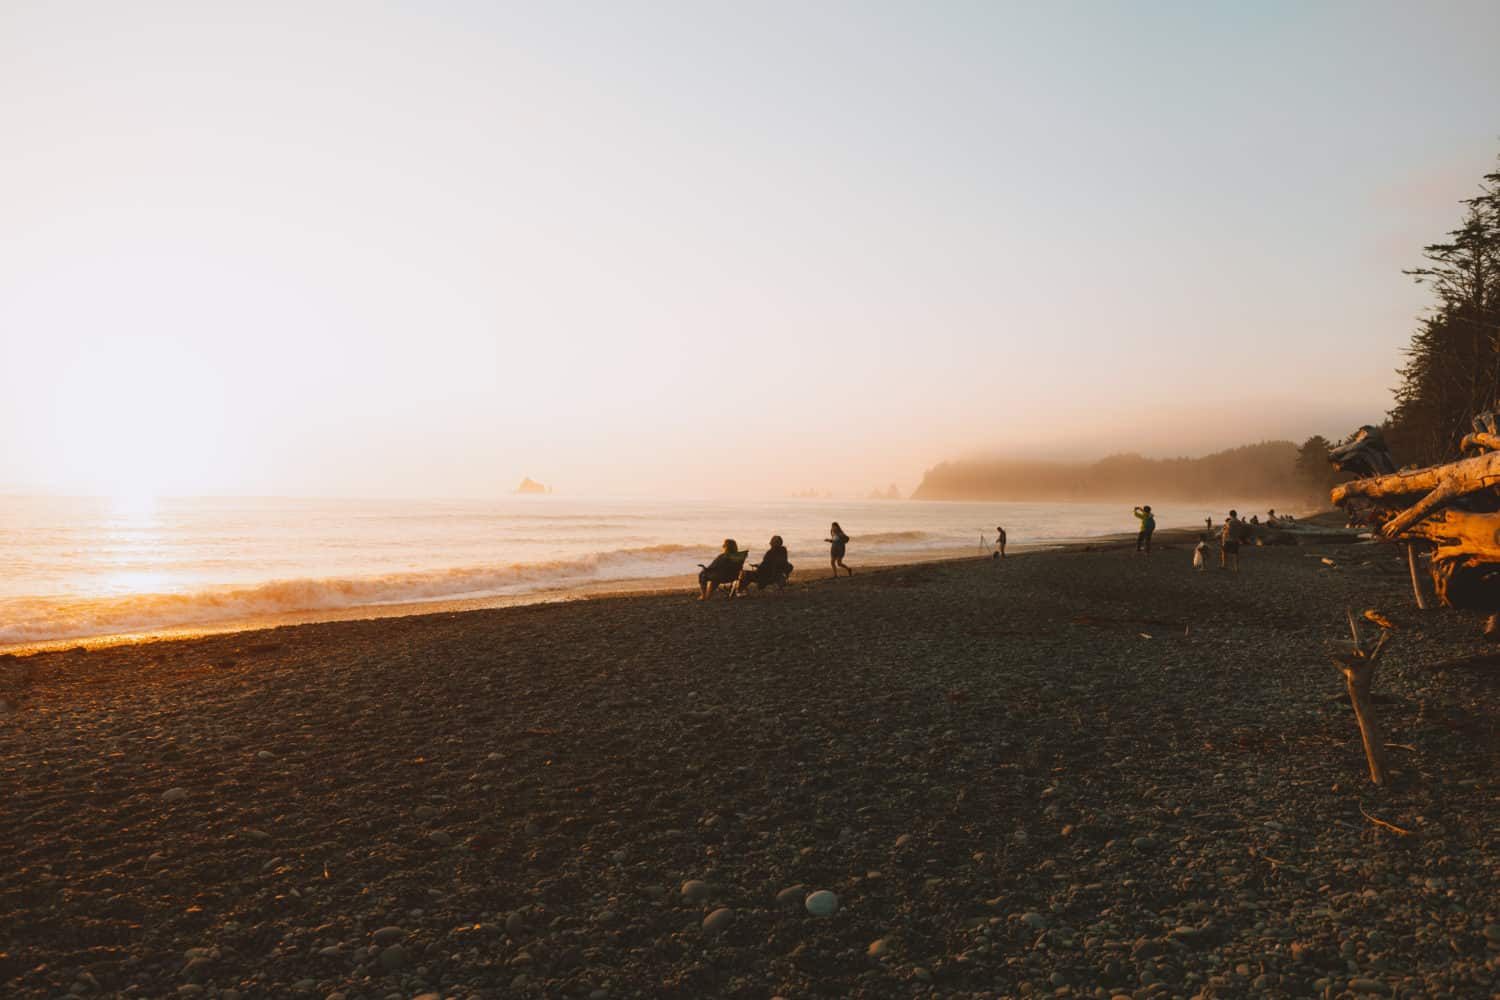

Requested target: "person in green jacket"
[{"left": 1133, "top": 505, "right": 1156, "bottom": 555}]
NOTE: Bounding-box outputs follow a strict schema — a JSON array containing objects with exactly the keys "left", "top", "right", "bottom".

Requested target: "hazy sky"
[{"left": 4, "top": 1, "right": 1499, "bottom": 499}]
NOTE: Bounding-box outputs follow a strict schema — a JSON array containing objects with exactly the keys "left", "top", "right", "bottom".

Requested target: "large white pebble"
[{"left": 804, "top": 890, "right": 839, "bottom": 917}]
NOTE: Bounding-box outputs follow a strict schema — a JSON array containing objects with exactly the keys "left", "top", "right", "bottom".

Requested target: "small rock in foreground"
[{"left": 805, "top": 890, "right": 839, "bottom": 916}]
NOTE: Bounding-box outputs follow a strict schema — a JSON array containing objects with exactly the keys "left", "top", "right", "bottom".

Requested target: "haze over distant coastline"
[
  {"left": 4, "top": 5, "right": 1497, "bottom": 501},
  {"left": 912, "top": 441, "right": 1308, "bottom": 503}
]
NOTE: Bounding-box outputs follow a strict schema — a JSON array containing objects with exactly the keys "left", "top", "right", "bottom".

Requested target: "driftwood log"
[
  {"left": 1330, "top": 610, "right": 1393, "bottom": 786},
  {"left": 1329, "top": 417, "right": 1500, "bottom": 610}
]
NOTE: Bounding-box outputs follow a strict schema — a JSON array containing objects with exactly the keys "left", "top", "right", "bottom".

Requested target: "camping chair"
[
  {"left": 738, "top": 557, "right": 793, "bottom": 595},
  {"left": 698, "top": 549, "right": 749, "bottom": 597}
]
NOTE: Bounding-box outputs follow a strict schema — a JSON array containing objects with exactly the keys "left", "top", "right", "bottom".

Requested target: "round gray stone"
[{"left": 804, "top": 890, "right": 839, "bottom": 917}]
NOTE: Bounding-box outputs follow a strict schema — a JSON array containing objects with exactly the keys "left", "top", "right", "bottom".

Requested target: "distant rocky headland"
[
  {"left": 912, "top": 441, "right": 1303, "bottom": 501},
  {"left": 515, "top": 477, "right": 550, "bottom": 495}
]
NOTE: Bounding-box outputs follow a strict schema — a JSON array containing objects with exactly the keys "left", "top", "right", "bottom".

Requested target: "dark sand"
[{"left": 2, "top": 533, "right": 1497, "bottom": 999}]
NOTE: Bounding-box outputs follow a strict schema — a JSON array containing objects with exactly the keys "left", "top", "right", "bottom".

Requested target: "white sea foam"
[{"left": 0, "top": 544, "right": 702, "bottom": 644}]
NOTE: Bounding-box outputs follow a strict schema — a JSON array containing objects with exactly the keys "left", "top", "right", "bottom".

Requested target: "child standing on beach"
[{"left": 827, "top": 522, "right": 852, "bottom": 577}]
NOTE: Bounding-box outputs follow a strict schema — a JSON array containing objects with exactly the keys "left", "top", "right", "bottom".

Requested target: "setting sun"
[{"left": 43, "top": 339, "right": 227, "bottom": 499}]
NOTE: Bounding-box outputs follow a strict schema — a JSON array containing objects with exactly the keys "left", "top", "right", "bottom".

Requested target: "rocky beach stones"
[
  {"left": 370, "top": 926, "right": 403, "bottom": 946},
  {"left": 5, "top": 541, "right": 1496, "bottom": 999},
  {"left": 161, "top": 787, "right": 189, "bottom": 802},
  {"left": 804, "top": 890, "right": 839, "bottom": 917},
  {"left": 701, "top": 907, "right": 734, "bottom": 933},
  {"left": 774, "top": 884, "right": 804, "bottom": 907}
]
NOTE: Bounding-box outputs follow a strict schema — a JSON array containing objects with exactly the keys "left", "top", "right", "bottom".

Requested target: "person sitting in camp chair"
[
  {"left": 738, "top": 535, "right": 793, "bottom": 594},
  {"left": 698, "top": 538, "right": 748, "bottom": 599}
]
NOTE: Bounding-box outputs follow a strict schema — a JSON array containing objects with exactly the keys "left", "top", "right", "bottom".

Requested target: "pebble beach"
[{"left": 2, "top": 531, "right": 1497, "bottom": 999}]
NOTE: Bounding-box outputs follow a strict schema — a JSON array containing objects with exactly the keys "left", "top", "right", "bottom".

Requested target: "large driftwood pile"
[
  {"left": 1330, "top": 415, "right": 1500, "bottom": 609},
  {"left": 1322, "top": 418, "right": 1500, "bottom": 787}
]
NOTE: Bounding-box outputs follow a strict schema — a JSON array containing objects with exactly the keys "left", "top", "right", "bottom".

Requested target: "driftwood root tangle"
[{"left": 1329, "top": 413, "right": 1500, "bottom": 610}]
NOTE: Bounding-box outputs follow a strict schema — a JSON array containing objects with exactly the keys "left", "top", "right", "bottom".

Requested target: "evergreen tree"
[
  {"left": 1295, "top": 434, "right": 1349, "bottom": 495},
  {"left": 1389, "top": 156, "right": 1500, "bottom": 464}
]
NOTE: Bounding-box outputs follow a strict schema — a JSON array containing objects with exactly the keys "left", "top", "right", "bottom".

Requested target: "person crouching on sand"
[
  {"left": 1193, "top": 537, "right": 1208, "bottom": 571},
  {"left": 827, "top": 522, "right": 852, "bottom": 577},
  {"left": 1133, "top": 505, "right": 1156, "bottom": 555}
]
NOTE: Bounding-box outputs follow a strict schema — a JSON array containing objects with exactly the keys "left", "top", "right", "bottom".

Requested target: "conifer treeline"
[
  {"left": 912, "top": 442, "right": 1301, "bottom": 501},
  {"left": 1385, "top": 153, "right": 1500, "bottom": 465},
  {"left": 916, "top": 150, "right": 1500, "bottom": 502}
]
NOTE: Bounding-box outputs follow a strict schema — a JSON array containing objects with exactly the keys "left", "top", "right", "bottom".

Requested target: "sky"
[{"left": 3, "top": 0, "right": 1499, "bottom": 500}]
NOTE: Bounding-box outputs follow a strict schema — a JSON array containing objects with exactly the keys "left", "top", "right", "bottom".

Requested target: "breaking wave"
[
  {"left": 853, "top": 530, "right": 941, "bottom": 544},
  {"left": 0, "top": 544, "right": 703, "bottom": 646}
]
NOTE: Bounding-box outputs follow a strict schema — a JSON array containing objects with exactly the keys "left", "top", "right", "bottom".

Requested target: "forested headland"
[
  {"left": 911, "top": 442, "right": 1302, "bottom": 502},
  {"left": 915, "top": 149, "right": 1500, "bottom": 502}
]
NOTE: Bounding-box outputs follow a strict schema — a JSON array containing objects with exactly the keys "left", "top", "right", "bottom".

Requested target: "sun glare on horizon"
[{"left": 47, "top": 338, "right": 231, "bottom": 500}]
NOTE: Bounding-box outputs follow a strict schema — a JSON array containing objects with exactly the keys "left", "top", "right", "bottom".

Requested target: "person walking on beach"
[
  {"left": 827, "top": 522, "right": 852, "bottom": 577},
  {"left": 993, "top": 525, "right": 1007, "bottom": 560},
  {"left": 1133, "top": 505, "right": 1156, "bottom": 555}
]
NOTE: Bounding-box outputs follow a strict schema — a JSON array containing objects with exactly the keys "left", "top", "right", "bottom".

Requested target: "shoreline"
[
  {"left": 0, "top": 528, "right": 1203, "bottom": 657},
  {"left": 3, "top": 527, "right": 1493, "bottom": 999}
]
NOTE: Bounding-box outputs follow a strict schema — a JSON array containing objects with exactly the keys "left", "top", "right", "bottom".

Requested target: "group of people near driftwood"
[
  {"left": 1131, "top": 505, "right": 1296, "bottom": 571},
  {"left": 696, "top": 522, "right": 853, "bottom": 599},
  {"left": 698, "top": 505, "right": 1305, "bottom": 598}
]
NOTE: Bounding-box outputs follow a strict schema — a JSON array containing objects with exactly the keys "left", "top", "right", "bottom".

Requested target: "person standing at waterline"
[
  {"left": 826, "top": 522, "right": 852, "bottom": 577},
  {"left": 1133, "top": 505, "right": 1156, "bottom": 555},
  {"left": 994, "top": 525, "right": 1007, "bottom": 560}
]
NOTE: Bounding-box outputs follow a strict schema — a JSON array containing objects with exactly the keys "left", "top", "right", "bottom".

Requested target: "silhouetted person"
[
  {"left": 826, "top": 522, "right": 852, "bottom": 577},
  {"left": 698, "top": 538, "right": 744, "bottom": 599},
  {"left": 739, "top": 535, "right": 793, "bottom": 592},
  {"left": 1221, "top": 511, "right": 1243, "bottom": 572},
  {"left": 993, "top": 525, "right": 1007, "bottom": 560},
  {"left": 1133, "top": 505, "right": 1156, "bottom": 555}
]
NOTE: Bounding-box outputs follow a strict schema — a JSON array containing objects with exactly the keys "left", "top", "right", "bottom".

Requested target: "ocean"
[{"left": 0, "top": 495, "right": 1236, "bottom": 649}]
